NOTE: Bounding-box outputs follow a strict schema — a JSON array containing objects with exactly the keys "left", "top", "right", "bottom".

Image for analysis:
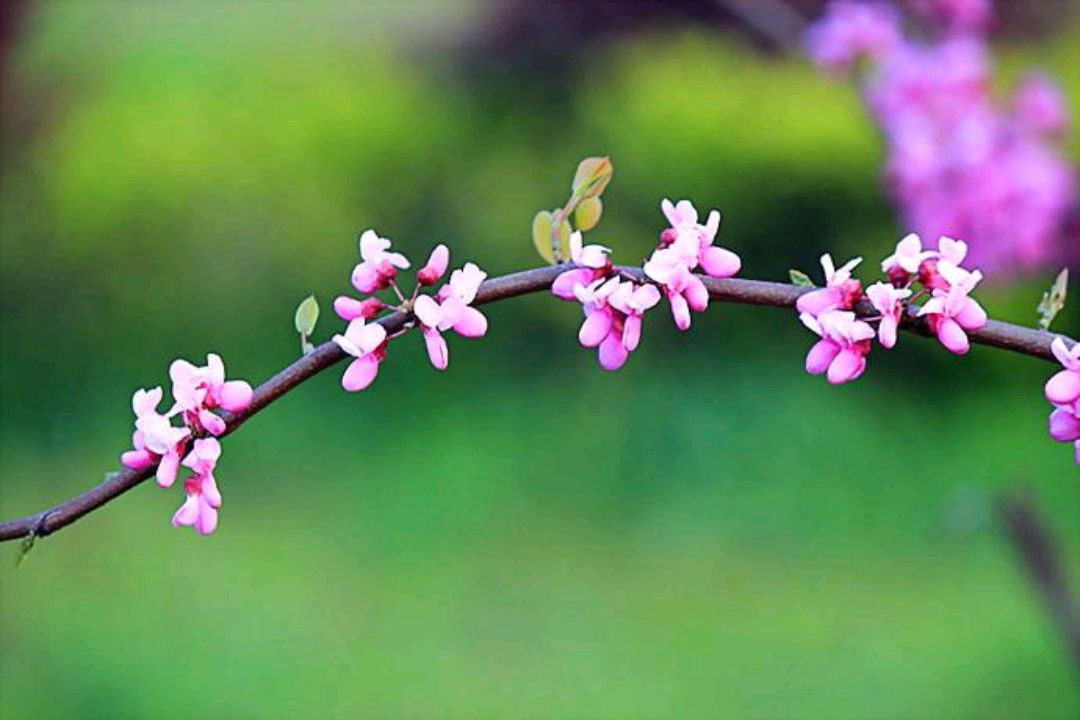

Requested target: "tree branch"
[{"left": 0, "top": 265, "right": 1073, "bottom": 543}]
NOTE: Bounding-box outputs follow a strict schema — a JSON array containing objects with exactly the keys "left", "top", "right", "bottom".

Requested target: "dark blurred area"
[{"left": 1, "top": 1, "right": 1078, "bottom": 718}]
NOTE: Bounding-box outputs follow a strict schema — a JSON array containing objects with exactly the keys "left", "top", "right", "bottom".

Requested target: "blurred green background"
[{"left": 1, "top": 2, "right": 1079, "bottom": 718}]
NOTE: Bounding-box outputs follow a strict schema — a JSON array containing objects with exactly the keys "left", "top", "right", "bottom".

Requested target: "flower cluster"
[
  {"left": 1045, "top": 337, "right": 1080, "bottom": 466},
  {"left": 121, "top": 354, "right": 253, "bottom": 534},
  {"left": 333, "top": 229, "right": 489, "bottom": 391},
  {"left": 797, "top": 233, "right": 987, "bottom": 384},
  {"left": 552, "top": 199, "right": 741, "bottom": 369},
  {"left": 806, "top": 0, "right": 1076, "bottom": 277}
]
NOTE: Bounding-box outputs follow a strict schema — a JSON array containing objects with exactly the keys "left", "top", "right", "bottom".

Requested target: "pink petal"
[
  {"left": 878, "top": 316, "right": 898, "bottom": 349},
  {"left": 351, "top": 262, "right": 380, "bottom": 294},
  {"left": 121, "top": 449, "right": 155, "bottom": 470},
  {"left": 806, "top": 339, "right": 841, "bottom": 375},
  {"left": 552, "top": 269, "right": 595, "bottom": 300},
  {"left": 334, "top": 296, "right": 368, "bottom": 321},
  {"left": 156, "top": 452, "right": 180, "bottom": 488},
  {"left": 579, "top": 309, "right": 613, "bottom": 348},
  {"left": 202, "top": 475, "right": 223, "bottom": 508},
  {"left": 597, "top": 332, "right": 629, "bottom": 371},
  {"left": 199, "top": 409, "right": 227, "bottom": 437},
  {"left": 452, "top": 307, "right": 488, "bottom": 338},
  {"left": 827, "top": 348, "right": 867, "bottom": 384},
  {"left": 172, "top": 495, "right": 200, "bottom": 528},
  {"left": 206, "top": 354, "right": 226, "bottom": 386},
  {"left": 341, "top": 355, "right": 381, "bottom": 392},
  {"left": 423, "top": 327, "right": 449, "bottom": 370},
  {"left": 683, "top": 276, "right": 709, "bottom": 313},
  {"left": 936, "top": 318, "right": 970, "bottom": 355},
  {"left": 417, "top": 244, "right": 449, "bottom": 285},
  {"left": 699, "top": 246, "right": 741, "bottom": 278},
  {"left": 669, "top": 294, "right": 691, "bottom": 331},
  {"left": 1048, "top": 408, "right": 1080, "bottom": 443},
  {"left": 413, "top": 295, "right": 442, "bottom": 328},
  {"left": 954, "top": 297, "right": 987, "bottom": 330},
  {"left": 622, "top": 314, "right": 642, "bottom": 352},
  {"left": 1045, "top": 370, "right": 1080, "bottom": 405},
  {"left": 195, "top": 501, "right": 218, "bottom": 535},
  {"left": 219, "top": 380, "right": 253, "bottom": 412},
  {"left": 795, "top": 287, "right": 842, "bottom": 316}
]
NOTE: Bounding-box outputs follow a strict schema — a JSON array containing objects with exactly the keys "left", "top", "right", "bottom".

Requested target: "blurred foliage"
[{"left": 1, "top": 2, "right": 1078, "bottom": 719}]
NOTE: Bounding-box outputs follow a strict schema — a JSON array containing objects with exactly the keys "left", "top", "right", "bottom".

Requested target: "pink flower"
[
  {"left": 653, "top": 199, "right": 741, "bottom": 280},
  {"left": 795, "top": 254, "right": 864, "bottom": 316},
  {"left": 1014, "top": 74, "right": 1070, "bottom": 137},
  {"left": 122, "top": 386, "right": 192, "bottom": 487},
  {"left": 350, "top": 229, "right": 411, "bottom": 294},
  {"left": 805, "top": 1, "right": 901, "bottom": 74},
  {"left": 881, "top": 233, "right": 937, "bottom": 285},
  {"left": 417, "top": 244, "right": 450, "bottom": 286},
  {"left": 333, "top": 319, "right": 388, "bottom": 391},
  {"left": 918, "top": 236, "right": 972, "bottom": 291},
  {"left": 865, "top": 281, "right": 911, "bottom": 349},
  {"left": 800, "top": 310, "right": 876, "bottom": 384},
  {"left": 917, "top": 270, "right": 988, "bottom": 354},
  {"left": 572, "top": 277, "right": 660, "bottom": 370},
  {"left": 569, "top": 231, "right": 611, "bottom": 270},
  {"left": 1045, "top": 337, "right": 1080, "bottom": 406},
  {"left": 334, "top": 296, "right": 385, "bottom": 322},
  {"left": 552, "top": 267, "right": 605, "bottom": 300},
  {"left": 172, "top": 438, "right": 222, "bottom": 536},
  {"left": 1047, "top": 401, "right": 1080, "bottom": 466},
  {"left": 413, "top": 262, "right": 489, "bottom": 371},
  {"left": 608, "top": 280, "right": 662, "bottom": 354},
  {"left": 656, "top": 265, "right": 710, "bottom": 332},
  {"left": 169, "top": 354, "right": 254, "bottom": 436}
]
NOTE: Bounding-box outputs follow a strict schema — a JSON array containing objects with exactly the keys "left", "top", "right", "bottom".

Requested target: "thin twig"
[
  {"left": 0, "top": 265, "right": 1074, "bottom": 543},
  {"left": 998, "top": 492, "right": 1080, "bottom": 680}
]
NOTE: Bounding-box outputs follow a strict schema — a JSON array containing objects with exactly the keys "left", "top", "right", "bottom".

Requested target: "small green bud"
[{"left": 572, "top": 156, "right": 614, "bottom": 200}]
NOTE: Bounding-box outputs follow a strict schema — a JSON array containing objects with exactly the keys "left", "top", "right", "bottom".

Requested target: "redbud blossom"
[
  {"left": 413, "top": 262, "right": 489, "bottom": 371},
  {"left": 334, "top": 296, "right": 384, "bottom": 322},
  {"left": 122, "top": 386, "right": 191, "bottom": 488},
  {"left": 172, "top": 438, "right": 222, "bottom": 536},
  {"left": 333, "top": 319, "right": 388, "bottom": 391},
  {"left": 800, "top": 310, "right": 876, "bottom": 385},
  {"left": 351, "top": 229, "right": 411, "bottom": 294},
  {"left": 572, "top": 277, "right": 660, "bottom": 371},
  {"left": 569, "top": 230, "right": 611, "bottom": 270},
  {"left": 417, "top": 244, "right": 450, "bottom": 286},
  {"left": 795, "top": 254, "right": 864, "bottom": 317},
  {"left": 1043, "top": 338, "right": 1080, "bottom": 466},
  {"left": 865, "top": 281, "right": 911, "bottom": 349},
  {"left": 1046, "top": 337, "right": 1080, "bottom": 406},
  {"left": 645, "top": 199, "right": 739, "bottom": 330},
  {"left": 917, "top": 270, "right": 987, "bottom": 354},
  {"left": 1014, "top": 74, "right": 1070, "bottom": 137},
  {"left": 169, "top": 354, "right": 254, "bottom": 436},
  {"left": 881, "top": 233, "right": 936, "bottom": 285},
  {"left": 805, "top": 1, "right": 900, "bottom": 74}
]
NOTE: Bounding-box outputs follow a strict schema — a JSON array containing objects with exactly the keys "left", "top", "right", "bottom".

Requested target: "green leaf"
[
  {"left": 531, "top": 210, "right": 556, "bottom": 264},
  {"left": 294, "top": 295, "right": 319, "bottom": 336},
  {"left": 574, "top": 197, "right": 603, "bottom": 232},
  {"left": 789, "top": 269, "right": 816, "bottom": 288},
  {"left": 571, "top": 156, "right": 614, "bottom": 200},
  {"left": 1036, "top": 268, "right": 1068, "bottom": 330}
]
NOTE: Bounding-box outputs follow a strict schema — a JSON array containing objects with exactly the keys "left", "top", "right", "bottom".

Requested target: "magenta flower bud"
[{"left": 417, "top": 244, "right": 450, "bottom": 286}]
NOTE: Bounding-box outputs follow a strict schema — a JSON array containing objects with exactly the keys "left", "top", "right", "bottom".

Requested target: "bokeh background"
[{"left": 2, "top": 1, "right": 1079, "bottom": 718}]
